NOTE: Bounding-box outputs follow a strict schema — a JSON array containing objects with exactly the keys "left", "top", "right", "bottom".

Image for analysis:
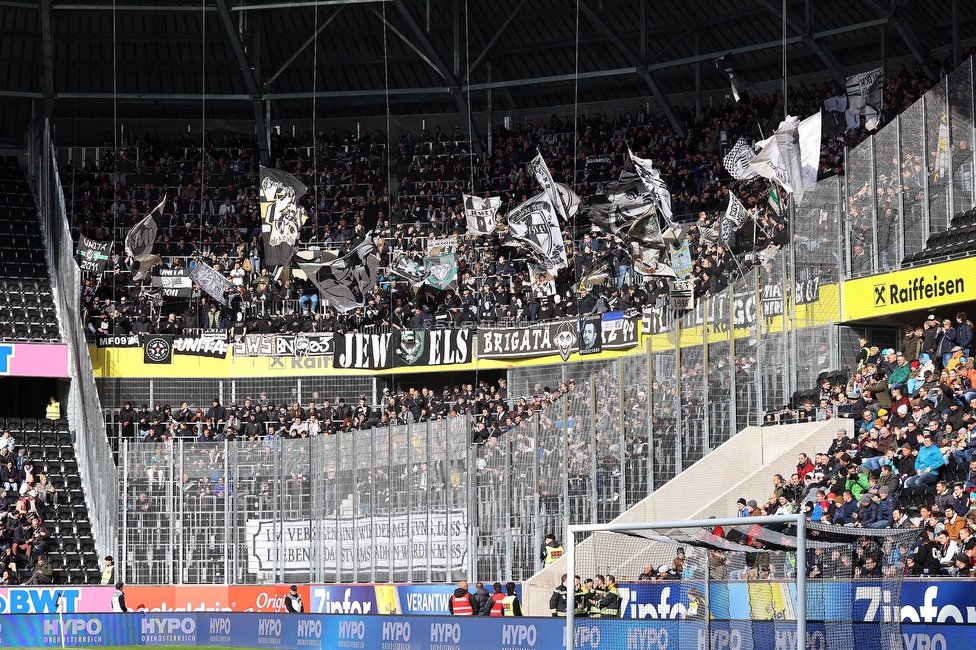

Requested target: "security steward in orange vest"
[{"left": 447, "top": 580, "right": 475, "bottom": 615}]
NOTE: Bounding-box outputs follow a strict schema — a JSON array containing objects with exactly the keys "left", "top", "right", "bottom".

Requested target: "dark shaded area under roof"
[{"left": 0, "top": 0, "right": 973, "bottom": 148}]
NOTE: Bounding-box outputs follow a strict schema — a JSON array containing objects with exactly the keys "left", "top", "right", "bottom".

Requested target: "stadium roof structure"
[{"left": 0, "top": 0, "right": 973, "bottom": 152}]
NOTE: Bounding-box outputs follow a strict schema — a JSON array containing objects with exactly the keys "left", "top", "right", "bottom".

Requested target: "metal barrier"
[
  {"left": 119, "top": 418, "right": 471, "bottom": 585},
  {"left": 29, "top": 117, "right": 119, "bottom": 564}
]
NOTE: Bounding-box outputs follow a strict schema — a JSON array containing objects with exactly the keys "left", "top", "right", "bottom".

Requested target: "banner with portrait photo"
[{"left": 578, "top": 316, "right": 603, "bottom": 355}]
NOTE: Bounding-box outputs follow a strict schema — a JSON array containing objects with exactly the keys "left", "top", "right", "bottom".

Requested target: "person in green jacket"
[
  {"left": 845, "top": 464, "right": 871, "bottom": 499},
  {"left": 888, "top": 353, "right": 912, "bottom": 385}
]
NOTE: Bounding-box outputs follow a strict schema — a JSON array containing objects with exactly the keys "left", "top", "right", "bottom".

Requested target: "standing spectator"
[
  {"left": 284, "top": 585, "right": 304, "bottom": 612},
  {"left": 100, "top": 556, "right": 116, "bottom": 585},
  {"left": 448, "top": 580, "right": 475, "bottom": 615},
  {"left": 472, "top": 581, "right": 492, "bottom": 616},
  {"left": 45, "top": 396, "right": 60, "bottom": 421},
  {"left": 112, "top": 582, "right": 128, "bottom": 612}
]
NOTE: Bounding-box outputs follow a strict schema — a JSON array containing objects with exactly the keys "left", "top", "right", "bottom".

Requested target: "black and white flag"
[
  {"left": 297, "top": 235, "right": 379, "bottom": 313},
  {"left": 749, "top": 118, "right": 805, "bottom": 202},
  {"left": 846, "top": 66, "right": 884, "bottom": 131},
  {"left": 719, "top": 195, "right": 749, "bottom": 246},
  {"left": 260, "top": 167, "right": 308, "bottom": 269},
  {"left": 629, "top": 149, "right": 676, "bottom": 230},
  {"left": 579, "top": 179, "right": 663, "bottom": 247},
  {"left": 528, "top": 152, "right": 569, "bottom": 222},
  {"left": 153, "top": 268, "right": 194, "bottom": 299},
  {"left": 75, "top": 235, "right": 112, "bottom": 273},
  {"left": 190, "top": 261, "right": 233, "bottom": 306},
  {"left": 463, "top": 194, "right": 500, "bottom": 234},
  {"left": 389, "top": 253, "right": 430, "bottom": 287},
  {"left": 505, "top": 191, "right": 567, "bottom": 271},
  {"left": 125, "top": 198, "right": 164, "bottom": 281},
  {"left": 723, "top": 137, "right": 758, "bottom": 181}
]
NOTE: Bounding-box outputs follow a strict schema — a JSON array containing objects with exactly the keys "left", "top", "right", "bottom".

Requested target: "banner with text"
[
  {"left": 478, "top": 314, "right": 639, "bottom": 361},
  {"left": 245, "top": 511, "right": 467, "bottom": 575}
]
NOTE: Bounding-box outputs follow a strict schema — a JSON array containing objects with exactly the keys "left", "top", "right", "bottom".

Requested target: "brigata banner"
[
  {"left": 246, "top": 510, "right": 467, "bottom": 575},
  {"left": 478, "top": 314, "right": 639, "bottom": 361}
]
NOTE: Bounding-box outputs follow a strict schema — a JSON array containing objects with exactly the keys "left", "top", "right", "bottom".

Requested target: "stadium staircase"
[
  {"left": 522, "top": 418, "right": 852, "bottom": 615},
  {"left": 0, "top": 155, "right": 103, "bottom": 583}
]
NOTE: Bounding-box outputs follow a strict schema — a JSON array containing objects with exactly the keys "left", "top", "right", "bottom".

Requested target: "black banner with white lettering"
[
  {"left": 75, "top": 236, "right": 113, "bottom": 273},
  {"left": 478, "top": 315, "right": 639, "bottom": 361},
  {"left": 333, "top": 329, "right": 474, "bottom": 369},
  {"left": 172, "top": 334, "right": 229, "bottom": 359}
]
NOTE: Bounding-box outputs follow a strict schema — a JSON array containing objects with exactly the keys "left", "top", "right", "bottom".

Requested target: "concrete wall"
[{"left": 524, "top": 419, "right": 853, "bottom": 615}]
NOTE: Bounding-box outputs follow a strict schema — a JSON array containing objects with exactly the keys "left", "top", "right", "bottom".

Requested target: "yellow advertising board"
[{"left": 841, "top": 258, "right": 975, "bottom": 321}]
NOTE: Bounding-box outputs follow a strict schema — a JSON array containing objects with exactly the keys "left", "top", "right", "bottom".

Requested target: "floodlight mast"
[{"left": 565, "top": 513, "right": 806, "bottom": 650}]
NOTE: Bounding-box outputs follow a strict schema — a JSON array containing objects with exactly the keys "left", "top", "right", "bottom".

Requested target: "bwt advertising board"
[{"left": 0, "top": 613, "right": 972, "bottom": 649}]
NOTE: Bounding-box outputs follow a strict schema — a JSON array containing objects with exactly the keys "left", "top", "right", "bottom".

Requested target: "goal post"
[
  {"left": 565, "top": 515, "right": 920, "bottom": 650},
  {"left": 566, "top": 514, "right": 806, "bottom": 650}
]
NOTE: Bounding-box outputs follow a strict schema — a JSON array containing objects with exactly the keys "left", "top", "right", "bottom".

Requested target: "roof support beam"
[
  {"left": 263, "top": 5, "right": 344, "bottom": 90},
  {"left": 390, "top": 0, "right": 481, "bottom": 153},
  {"left": 863, "top": 0, "right": 936, "bottom": 80},
  {"left": 39, "top": 0, "right": 54, "bottom": 119},
  {"left": 463, "top": 0, "right": 526, "bottom": 82},
  {"left": 215, "top": 0, "right": 269, "bottom": 164},
  {"left": 756, "top": 0, "right": 847, "bottom": 83},
  {"left": 578, "top": 0, "right": 685, "bottom": 138}
]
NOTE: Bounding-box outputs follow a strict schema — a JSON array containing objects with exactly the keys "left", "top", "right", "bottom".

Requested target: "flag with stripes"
[
  {"left": 723, "top": 137, "right": 759, "bottom": 181},
  {"left": 768, "top": 187, "right": 783, "bottom": 216},
  {"left": 463, "top": 193, "right": 500, "bottom": 234},
  {"left": 719, "top": 194, "right": 749, "bottom": 246},
  {"left": 629, "top": 149, "right": 676, "bottom": 229}
]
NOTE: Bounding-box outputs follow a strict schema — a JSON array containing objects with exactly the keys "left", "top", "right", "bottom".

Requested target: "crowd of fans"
[
  {"left": 64, "top": 51, "right": 975, "bottom": 340},
  {"left": 732, "top": 312, "right": 976, "bottom": 577},
  {"left": 117, "top": 377, "right": 520, "bottom": 443},
  {"left": 0, "top": 430, "right": 60, "bottom": 585}
]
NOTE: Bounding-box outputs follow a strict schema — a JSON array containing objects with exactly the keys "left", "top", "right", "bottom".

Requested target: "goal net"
[{"left": 565, "top": 515, "right": 920, "bottom": 650}]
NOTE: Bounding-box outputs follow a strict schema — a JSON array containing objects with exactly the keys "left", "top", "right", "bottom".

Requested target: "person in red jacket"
[
  {"left": 488, "top": 582, "right": 506, "bottom": 616},
  {"left": 447, "top": 580, "right": 475, "bottom": 615},
  {"left": 796, "top": 453, "right": 815, "bottom": 484}
]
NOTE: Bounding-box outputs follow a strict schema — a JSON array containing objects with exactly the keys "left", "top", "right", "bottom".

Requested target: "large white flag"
[
  {"left": 748, "top": 118, "right": 805, "bottom": 202},
  {"left": 463, "top": 194, "right": 500, "bottom": 234},
  {"left": 723, "top": 137, "right": 759, "bottom": 181},
  {"left": 797, "top": 111, "right": 823, "bottom": 197},
  {"left": 505, "top": 191, "right": 567, "bottom": 271},
  {"left": 628, "top": 149, "right": 676, "bottom": 229}
]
